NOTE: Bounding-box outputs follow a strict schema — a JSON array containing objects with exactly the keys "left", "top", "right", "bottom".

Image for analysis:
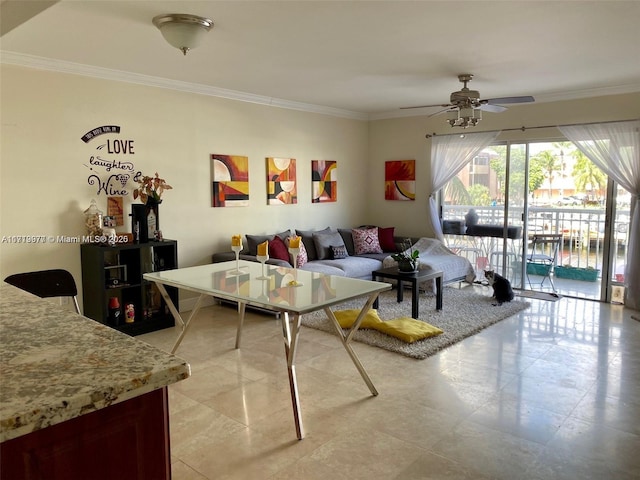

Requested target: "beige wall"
[
  {"left": 0, "top": 65, "right": 369, "bottom": 305},
  {"left": 367, "top": 92, "right": 640, "bottom": 238},
  {"left": 1, "top": 64, "right": 639, "bottom": 309}
]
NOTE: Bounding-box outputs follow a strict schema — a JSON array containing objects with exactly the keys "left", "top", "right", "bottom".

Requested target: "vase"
[{"left": 398, "top": 259, "right": 419, "bottom": 273}]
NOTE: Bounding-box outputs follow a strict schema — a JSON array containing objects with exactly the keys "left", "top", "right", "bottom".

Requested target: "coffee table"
[
  {"left": 371, "top": 266, "right": 443, "bottom": 318},
  {"left": 144, "top": 261, "right": 391, "bottom": 440}
]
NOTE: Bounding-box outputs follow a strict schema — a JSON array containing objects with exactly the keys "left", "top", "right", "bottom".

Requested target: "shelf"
[{"left": 81, "top": 240, "right": 178, "bottom": 336}]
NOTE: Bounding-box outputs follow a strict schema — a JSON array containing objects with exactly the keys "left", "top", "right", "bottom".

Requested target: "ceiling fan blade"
[
  {"left": 400, "top": 103, "right": 453, "bottom": 110},
  {"left": 483, "top": 95, "right": 535, "bottom": 105},
  {"left": 480, "top": 104, "right": 507, "bottom": 113},
  {"left": 428, "top": 107, "right": 455, "bottom": 118}
]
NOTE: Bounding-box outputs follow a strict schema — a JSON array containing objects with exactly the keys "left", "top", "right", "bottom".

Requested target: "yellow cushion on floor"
[
  {"left": 333, "top": 310, "right": 442, "bottom": 343},
  {"left": 376, "top": 317, "right": 443, "bottom": 343},
  {"left": 334, "top": 309, "right": 383, "bottom": 329}
]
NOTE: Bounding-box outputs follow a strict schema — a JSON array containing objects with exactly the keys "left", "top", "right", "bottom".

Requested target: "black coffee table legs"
[{"left": 372, "top": 272, "right": 443, "bottom": 318}]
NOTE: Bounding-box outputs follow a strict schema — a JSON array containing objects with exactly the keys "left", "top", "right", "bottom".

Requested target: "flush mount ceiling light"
[{"left": 152, "top": 14, "right": 214, "bottom": 56}]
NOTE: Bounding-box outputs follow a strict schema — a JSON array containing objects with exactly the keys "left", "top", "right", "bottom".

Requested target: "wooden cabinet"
[
  {"left": 0, "top": 388, "right": 171, "bottom": 480},
  {"left": 81, "top": 240, "right": 178, "bottom": 336}
]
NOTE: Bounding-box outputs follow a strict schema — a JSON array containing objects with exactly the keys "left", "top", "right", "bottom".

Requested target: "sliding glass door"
[{"left": 441, "top": 139, "right": 625, "bottom": 303}]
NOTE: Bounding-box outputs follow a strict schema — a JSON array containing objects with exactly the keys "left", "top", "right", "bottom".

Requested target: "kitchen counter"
[{"left": 0, "top": 283, "right": 190, "bottom": 479}]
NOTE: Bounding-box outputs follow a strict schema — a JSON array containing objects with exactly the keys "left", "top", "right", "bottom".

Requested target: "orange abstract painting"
[{"left": 385, "top": 159, "right": 415, "bottom": 201}]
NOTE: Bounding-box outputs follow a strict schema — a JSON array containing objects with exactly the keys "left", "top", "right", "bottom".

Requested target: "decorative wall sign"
[
  {"left": 311, "top": 160, "right": 337, "bottom": 203},
  {"left": 211, "top": 154, "right": 249, "bottom": 207},
  {"left": 385, "top": 159, "right": 416, "bottom": 201},
  {"left": 81, "top": 125, "right": 140, "bottom": 198},
  {"left": 266, "top": 157, "right": 297, "bottom": 205}
]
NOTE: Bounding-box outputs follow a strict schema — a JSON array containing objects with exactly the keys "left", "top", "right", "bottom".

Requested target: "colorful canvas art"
[
  {"left": 266, "top": 157, "right": 297, "bottom": 205},
  {"left": 311, "top": 160, "right": 337, "bottom": 203},
  {"left": 385, "top": 159, "right": 416, "bottom": 201},
  {"left": 211, "top": 154, "right": 249, "bottom": 207}
]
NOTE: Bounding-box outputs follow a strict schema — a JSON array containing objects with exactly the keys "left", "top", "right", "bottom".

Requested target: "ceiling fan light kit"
[
  {"left": 152, "top": 13, "right": 214, "bottom": 55},
  {"left": 403, "top": 73, "right": 534, "bottom": 128},
  {"left": 447, "top": 106, "right": 482, "bottom": 128}
]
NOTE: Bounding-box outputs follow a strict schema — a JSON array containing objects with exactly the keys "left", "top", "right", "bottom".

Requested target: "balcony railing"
[{"left": 442, "top": 205, "right": 630, "bottom": 281}]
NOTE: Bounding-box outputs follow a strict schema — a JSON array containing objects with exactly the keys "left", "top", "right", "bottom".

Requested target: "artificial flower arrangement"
[{"left": 132, "top": 172, "right": 172, "bottom": 204}]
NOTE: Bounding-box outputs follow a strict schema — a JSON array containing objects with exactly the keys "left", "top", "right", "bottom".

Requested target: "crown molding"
[{"left": 0, "top": 51, "right": 369, "bottom": 121}]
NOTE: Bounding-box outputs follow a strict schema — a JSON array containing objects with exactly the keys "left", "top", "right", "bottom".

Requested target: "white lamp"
[{"left": 152, "top": 14, "right": 214, "bottom": 56}]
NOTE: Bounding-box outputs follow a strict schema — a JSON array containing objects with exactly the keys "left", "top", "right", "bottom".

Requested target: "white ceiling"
[{"left": 2, "top": 0, "right": 640, "bottom": 120}]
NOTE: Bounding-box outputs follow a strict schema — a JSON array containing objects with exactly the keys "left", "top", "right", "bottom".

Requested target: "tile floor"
[{"left": 140, "top": 289, "right": 640, "bottom": 480}]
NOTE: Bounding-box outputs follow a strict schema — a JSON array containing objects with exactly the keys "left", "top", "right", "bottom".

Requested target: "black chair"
[{"left": 4, "top": 269, "right": 80, "bottom": 314}]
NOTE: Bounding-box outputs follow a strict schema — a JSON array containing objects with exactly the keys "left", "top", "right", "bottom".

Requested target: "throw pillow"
[
  {"left": 338, "top": 228, "right": 356, "bottom": 256},
  {"left": 286, "top": 236, "right": 308, "bottom": 267},
  {"left": 296, "top": 227, "right": 331, "bottom": 261},
  {"left": 269, "top": 235, "right": 290, "bottom": 262},
  {"left": 378, "top": 226, "right": 396, "bottom": 252},
  {"left": 313, "top": 231, "right": 346, "bottom": 260},
  {"left": 352, "top": 227, "right": 383, "bottom": 255},
  {"left": 245, "top": 234, "right": 273, "bottom": 255},
  {"left": 331, "top": 245, "right": 348, "bottom": 259}
]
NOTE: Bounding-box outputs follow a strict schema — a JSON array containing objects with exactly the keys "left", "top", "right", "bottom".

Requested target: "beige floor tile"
[{"left": 136, "top": 295, "right": 640, "bottom": 479}]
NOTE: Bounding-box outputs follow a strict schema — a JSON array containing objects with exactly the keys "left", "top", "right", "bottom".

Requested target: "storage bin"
[{"left": 554, "top": 266, "right": 599, "bottom": 282}]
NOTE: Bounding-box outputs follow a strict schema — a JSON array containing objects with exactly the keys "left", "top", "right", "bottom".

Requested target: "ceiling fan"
[{"left": 401, "top": 74, "right": 535, "bottom": 128}]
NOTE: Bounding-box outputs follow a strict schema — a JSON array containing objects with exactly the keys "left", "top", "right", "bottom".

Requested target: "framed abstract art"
[
  {"left": 211, "top": 154, "right": 249, "bottom": 207},
  {"left": 266, "top": 157, "right": 297, "bottom": 205},
  {"left": 385, "top": 159, "right": 415, "bottom": 201},
  {"left": 311, "top": 160, "right": 337, "bottom": 203}
]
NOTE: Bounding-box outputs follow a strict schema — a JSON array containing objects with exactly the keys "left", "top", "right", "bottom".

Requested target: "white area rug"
[{"left": 302, "top": 285, "right": 530, "bottom": 359}]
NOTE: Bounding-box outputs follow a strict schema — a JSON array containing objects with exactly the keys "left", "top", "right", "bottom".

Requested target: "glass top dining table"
[{"left": 144, "top": 260, "right": 391, "bottom": 439}]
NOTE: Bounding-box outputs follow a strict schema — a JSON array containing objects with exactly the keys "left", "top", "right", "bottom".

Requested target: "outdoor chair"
[
  {"left": 526, "top": 234, "right": 562, "bottom": 293},
  {"left": 4, "top": 269, "right": 81, "bottom": 314}
]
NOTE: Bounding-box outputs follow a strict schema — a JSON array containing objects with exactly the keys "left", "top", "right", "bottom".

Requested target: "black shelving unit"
[{"left": 81, "top": 240, "right": 178, "bottom": 336}]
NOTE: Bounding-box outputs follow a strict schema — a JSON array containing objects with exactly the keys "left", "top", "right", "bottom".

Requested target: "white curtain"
[
  {"left": 559, "top": 120, "right": 640, "bottom": 310},
  {"left": 429, "top": 131, "right": 500, "bottom": 241}
]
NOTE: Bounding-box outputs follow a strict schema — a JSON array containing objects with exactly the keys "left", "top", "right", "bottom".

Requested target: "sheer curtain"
[
  {"left": 559, "top": 120, "right": 640, "bottom": 310},
  {"left": 429, "top": 131, "right": 500, "bottom": 241}
]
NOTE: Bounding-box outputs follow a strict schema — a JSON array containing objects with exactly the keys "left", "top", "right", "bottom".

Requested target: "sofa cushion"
[
  {"left": 296, "top": 227, "right": 331, "bottom": 261},
  {"left": 352, "top": 227, "right": 383, "bottom": 254},
  {"left": 378, "top": 227, "right": 396, "bottom": 252},
  {"left": 269, "top": 235, "right": 290, "bottom": 262},
  {"left": 306, "top": 257, "right": 384, "bottom": 279},
  {"left": 313, "top": 230, "right": 346, "bottom": 260},
  {"left": 338, "top": 228, "right": 356, "bottom": 256},
  {"left": 245, "top": 234, "right": 272, "bottom": 255}
]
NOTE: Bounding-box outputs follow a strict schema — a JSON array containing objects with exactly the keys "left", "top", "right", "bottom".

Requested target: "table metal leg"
[
  {"left": 235, "top": 302, "right": 246, "bottom": 349},
  {"left": 280, "top": 312, "right": 304, "bottom": 440},
  {"left": 323, "top": 293, "right": 379, "bottom": 396},
  {"left": 152, "top": 283, "right": 206, "bottom": 354}
]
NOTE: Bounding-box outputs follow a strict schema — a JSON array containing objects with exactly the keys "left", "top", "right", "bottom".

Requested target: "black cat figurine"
[{"left": 484, "top": 269, "right": 514, "bottom": 305}]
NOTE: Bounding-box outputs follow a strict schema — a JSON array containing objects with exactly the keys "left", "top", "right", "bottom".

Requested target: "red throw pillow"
[
  {"left": 378, "top": 227, "right": 396, "bottom": 252},
  {"left": 269, "top": 235, "right": 290, "bottom": 262}
]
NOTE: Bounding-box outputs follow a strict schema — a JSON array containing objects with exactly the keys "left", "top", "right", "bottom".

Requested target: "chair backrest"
[
  {"left": 4, "top": 269, "right": 80, "bottom": 313},
  {"left": 528, "top": 234, "right": 562, "bottom": 261}
]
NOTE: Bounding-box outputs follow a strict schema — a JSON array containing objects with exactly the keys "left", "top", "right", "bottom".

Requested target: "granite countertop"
[{"left": 0, "top": 284, "right": 190, "bottom": 442}]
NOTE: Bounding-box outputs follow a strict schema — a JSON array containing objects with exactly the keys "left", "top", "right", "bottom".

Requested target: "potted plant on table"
[{"left": 391, "top": 239, "right": 420, "bottom": 273}]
